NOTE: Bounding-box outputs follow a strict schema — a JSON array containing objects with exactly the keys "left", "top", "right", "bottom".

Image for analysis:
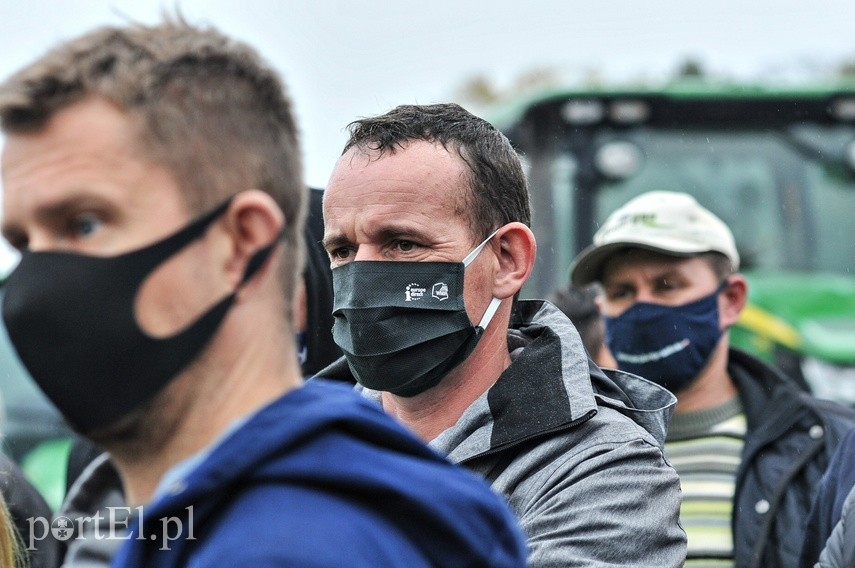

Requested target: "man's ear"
[
  {"left": 221, "top": 190, "right": 285, "bottom": 289},
  {"left": 719, "top": 274, "right": 748, "bottom": 328},
  {"left": 491, "top": 222, "right": 537, "bottom": 299}
]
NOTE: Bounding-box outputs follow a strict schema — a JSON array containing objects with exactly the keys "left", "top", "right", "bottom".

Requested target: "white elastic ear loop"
[
  {"left": 461, "top": 228, "right": 503, "bottom": 330},
  {"left": 463, "top": 228, "right": 502, "bottom": 266},
  {"left": 477, "top": 297, "right": 502, "bottom": 329}
]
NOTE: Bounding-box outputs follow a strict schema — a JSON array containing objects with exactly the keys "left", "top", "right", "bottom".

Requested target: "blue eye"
[{"left": 73, "top": 214, "right": 102, "bottom": 237}]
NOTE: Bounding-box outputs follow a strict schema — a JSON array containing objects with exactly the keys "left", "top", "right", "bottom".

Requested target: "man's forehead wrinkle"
[
  {"left": 4, "top": 164, "right": 99, "bottom": 233},
  {"left": 4, "top": 136, "right": 139, "bottom": 193},
  {"left": 357, "top": 212, "right": 436, "bottom": 242}
]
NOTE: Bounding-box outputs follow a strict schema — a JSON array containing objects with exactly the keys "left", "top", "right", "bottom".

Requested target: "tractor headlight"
[
  {"left": 594, "top": 140, "right": 644, "bottom": 180},
  {"left": 561, "top": 99, "right": 605, "bottom": 125}
]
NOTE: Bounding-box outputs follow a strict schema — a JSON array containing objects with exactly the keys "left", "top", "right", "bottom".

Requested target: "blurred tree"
[
  {"left": 454, "top": 66, "right": 563, "bottom": 108},
  {"left": 455, "top": 74, "right": 499, "bottom": 106},
  {"left": 839, "top": 56, "right": 855, "bottom": 78},
  {"left": 675, "top": 57, "right": 706, "bottom": 78}
]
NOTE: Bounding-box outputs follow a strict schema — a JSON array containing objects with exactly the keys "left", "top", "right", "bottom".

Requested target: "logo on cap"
[{"left": 606, "top": 213, "right": 670, "bottom": 234}]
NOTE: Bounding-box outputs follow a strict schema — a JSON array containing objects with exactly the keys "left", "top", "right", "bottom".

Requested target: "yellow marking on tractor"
[{"left": 737, "top": 304, "right": 801, "bottom": 349}]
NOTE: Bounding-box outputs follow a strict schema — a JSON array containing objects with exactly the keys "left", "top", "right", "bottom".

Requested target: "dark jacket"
[
  {"left": 729, "top": 348, "right": 855, "bottom": 568},
  {"left": 325, "top": 300, "right": 687, "bottom": 567},
  {"left": 799, "top": 427, "right": 855, "bottom": 567},
  {"left": 301, "top": 188, "right": 342, "bottom": 377},
  {"left": 60, "top": 452, "right": 127, "bottom": 568},
  {"left": 110, "top": 380, "right": 527, "bottom": 568},
  {"left": 0, "top": 452, "right": 59, "bottom": 568}
]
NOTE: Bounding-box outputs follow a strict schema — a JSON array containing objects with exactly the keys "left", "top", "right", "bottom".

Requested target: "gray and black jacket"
[{"left": 324, "top": 299, "right": 687, "bottom": 567}]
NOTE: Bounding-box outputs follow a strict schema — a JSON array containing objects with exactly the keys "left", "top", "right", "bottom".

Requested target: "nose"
[
  {"left": 353, "top": 245, "right": 384, "bottom": 262},
  {"left": 634, "top": 287, "right": 655, "bottom": 304}
]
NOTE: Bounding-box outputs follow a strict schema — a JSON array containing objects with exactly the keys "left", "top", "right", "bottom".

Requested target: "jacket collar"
[
  {"left": 728, "top": 348, "right": 806, "bottom": 434},
  {"left": 334, "top": 300, "right": 676, "bottom": 461}
]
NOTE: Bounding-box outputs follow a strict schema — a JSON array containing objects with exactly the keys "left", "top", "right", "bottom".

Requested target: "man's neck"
[
  {"left": 674, "top": 339, "right": 737, "bottom": 414},
  {"left": 105, "top": 328, "right": 301, "bottom": 505},
  {"left": 381, "top": 322, "right": 511, "bottom": 442}
]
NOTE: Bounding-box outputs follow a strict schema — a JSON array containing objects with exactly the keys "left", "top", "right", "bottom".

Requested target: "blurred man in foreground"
[
  {"left": 57, "top": 187, "right": 344, "bottom": 567},
  {"left": 571, "top": 190, "right": 855, "bottom": 567},
  {"left": 0, "top": 19, "right": 527, "bottom": 567},
  {"left": 320, "top": 103, "right": 687, "bottom": 567}
]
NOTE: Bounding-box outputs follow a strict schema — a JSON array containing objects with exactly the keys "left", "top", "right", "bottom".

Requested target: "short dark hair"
[
  {"left": 701, "top": 252, "right": 734, "bottom": 280},
  {"left": 342, "top": 103, "right": 530, "bottom": 242}
]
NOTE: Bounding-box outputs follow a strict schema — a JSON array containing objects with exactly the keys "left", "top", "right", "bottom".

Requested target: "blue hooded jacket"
[{"left": 110, "top": 379, "right": 527, "bottom": 567}]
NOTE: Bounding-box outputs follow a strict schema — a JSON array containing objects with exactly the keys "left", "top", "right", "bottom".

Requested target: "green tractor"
[{"left": 492, "top": 82, "right": 855, "bottom": 404}]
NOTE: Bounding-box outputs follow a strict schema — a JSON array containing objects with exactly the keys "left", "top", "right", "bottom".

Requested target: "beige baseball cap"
[{"left": 570, "top": 190, "right": 740, "bottom": 286}]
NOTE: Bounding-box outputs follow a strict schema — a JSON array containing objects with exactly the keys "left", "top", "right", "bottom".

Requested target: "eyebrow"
[
  {"left": 321, "top": 233, "right": 350, "bottom": 253},
  {"left": 322, "top": 226, "right": 430, "bottom": 252},
  {"left": 604, "top": 267, "right": 685, "bottom": 288},
  {"left": 651, "top": 268, "right": 685, "bottom": 283},
  {"left": 2, "top": 193, "right": 111, "bottom": 243},
  {"left": 33, "top": 197, "right": 85, "bottom": 224}
]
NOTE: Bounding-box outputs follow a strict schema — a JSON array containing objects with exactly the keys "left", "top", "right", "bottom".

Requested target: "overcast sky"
[{"left": 1, "top": 0, "right": 854, "bottom": 272}]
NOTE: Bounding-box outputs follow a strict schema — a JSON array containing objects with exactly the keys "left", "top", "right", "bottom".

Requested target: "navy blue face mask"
[{"left": 604, "top": 281, "right": 727, "bottom": 393}]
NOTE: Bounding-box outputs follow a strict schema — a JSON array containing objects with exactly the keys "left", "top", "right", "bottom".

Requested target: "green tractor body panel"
[
  {"left": 20, "top": 437, "right": 73, "bottom": 512},
  {"left": 733, "top": 272, "right": 855, "bottom": 361},
  {"left": 735, "top": 272, "right": 855, "bottom": 360},
  {"left": 491, "top": 81, "right": 855, "bottom": 403}
]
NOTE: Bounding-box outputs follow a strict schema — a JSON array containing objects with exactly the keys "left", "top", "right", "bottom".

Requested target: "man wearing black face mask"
[
  {"left": 0, "top": 19, "right": 529, "bottom": 568},
  {"left": 319, "top": 103, "right": 687, "bottom": 567},
  {"left": 570, "top": 190, "right": 855, "bottom": 568},
  {"left": 55, "top": 186, "right": 344, "bottom": 568}
]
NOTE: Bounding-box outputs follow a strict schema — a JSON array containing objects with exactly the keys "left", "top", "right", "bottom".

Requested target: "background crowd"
[{"left": 0, "top": 11, "right": 854, "bottom": 568}]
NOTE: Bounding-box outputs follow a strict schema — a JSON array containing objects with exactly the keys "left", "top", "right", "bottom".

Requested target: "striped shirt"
[{"left": 665, "top": 396, "right": 746, "bottom": 568}]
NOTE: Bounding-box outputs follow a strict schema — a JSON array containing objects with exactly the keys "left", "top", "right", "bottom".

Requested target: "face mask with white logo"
[
  {"left": 331, "top": 231, "right": 501, "bottom": 396},
  {"left": 603, "top": 281, "right": 726, "bottom": 394}
]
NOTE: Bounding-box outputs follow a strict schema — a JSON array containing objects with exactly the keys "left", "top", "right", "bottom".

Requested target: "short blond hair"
[{"left": 0, "top": 16, "right": 305, "bottom": 316}]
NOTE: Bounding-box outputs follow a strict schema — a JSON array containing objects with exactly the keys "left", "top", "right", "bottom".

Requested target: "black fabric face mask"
[
  {"left": 1, "top": 197, "right": 276, "bottom": 434},
  {"left": 331, "top": 232, "right": 501, "bottom": 397}
]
